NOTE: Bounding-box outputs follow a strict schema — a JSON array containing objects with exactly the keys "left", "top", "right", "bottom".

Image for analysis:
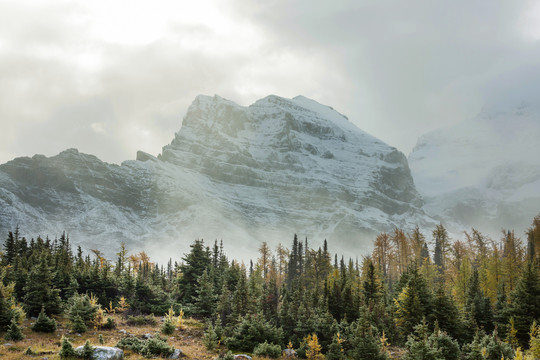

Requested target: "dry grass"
[{"left": 0, "top": 315, "right": 292, "bottom": 359}]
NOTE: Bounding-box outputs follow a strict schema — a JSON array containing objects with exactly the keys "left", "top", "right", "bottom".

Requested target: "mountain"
[
  {"left": 409, "top": 102, "right": 540, "bottom": 236},
  {"left": 0, "top": 95, "right": 432, "bottom": 259}
]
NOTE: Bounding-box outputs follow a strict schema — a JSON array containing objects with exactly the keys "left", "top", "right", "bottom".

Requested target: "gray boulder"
[
  {"left": 169, "top": 348, "right": 186, "bottom": 359},
  {"left": 74, "top": 346, "right": 123, "bottom": 360},
  {"left": 233, "top": 355, "right": 252, "bottom": 360}
]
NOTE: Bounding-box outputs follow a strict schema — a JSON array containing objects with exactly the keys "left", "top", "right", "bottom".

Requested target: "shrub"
[
  {"left": 253, "top": 341, "right": 282, "bottom": 358},
  {"left": 140, "top": 336, "right": 174, "bottom": 358},
  {"left": 161, "top": 319, "right": 175, "bottom": 335},
  {"left": 126, "top": 314, "right": 157, "bottom": 326},
  {"left": 116, "top": 335, "right": 174, "bottom": 357},
  {"left": 116, "top": 337, "right": 145, "bottom": 353},
  {"left": 102, "top": 317, "right": 116, "bottom": 329},
  {"left": 32, "top": 307, "right": 57, "bottom": 333},
  {"left": 59, "top": 336, "right": 77, "bottom": 358},
  {"left": 225, "top": 314, "right": 283, "bottom": 352}
]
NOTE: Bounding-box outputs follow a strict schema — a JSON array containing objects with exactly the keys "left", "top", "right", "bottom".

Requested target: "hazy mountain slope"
[
  {"left": 409, "top": 102, "right": 540, "bottom": 235},
  {"left": 0, "top": 94, "right": 432, "bottom": 259}
]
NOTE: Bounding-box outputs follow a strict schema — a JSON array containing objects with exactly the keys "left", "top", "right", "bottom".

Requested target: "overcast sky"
[{"left": 1, "top": 0, "right": 539, "bottom": 164}]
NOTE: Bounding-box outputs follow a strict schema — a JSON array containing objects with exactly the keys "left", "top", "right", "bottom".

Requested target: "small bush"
[
  {"left": 98, "top": 334, "right": 104, "bottom": 344},
  {"left": 32, "top": 307, "right": 57, "bottom": 333},
  {"left": 161, "top": 319, "right": 175, "bottom": 335},
  {"left": 102, "top": 317, "right": 116, "bottom": 329},
  {"left": 253, "top": 341, "right": 282, "bottom": 358},
  {"left": 126, "top": 314, "right": 157, "bottom": 326},
  {"left": 59, "top": 336, "right": 77, "bottom": 358},
  {"left": 225, "top": 314, "right": 283, "bottom": 352},
  {"left": 117, "top": 336, "right": 173, "bottom": 357},
  {"left": 116, "top": 337, "right": 145, "bottom": 353},
  {"left": 140, "top": 336, "right": 174, "bottom": 358}
]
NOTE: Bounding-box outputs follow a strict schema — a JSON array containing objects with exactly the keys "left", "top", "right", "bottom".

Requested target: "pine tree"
[
  {"left": 432, "top": 224, "right": 449, "bottom": 275},
  {"left": 464, "top": 268, "right": 493, "bottom": 332},
  {"left": 362, "top": 258, "right": 381, "bottom": 307},
  {"left": 347, "top": 315, "right": 388, "bottom": 360},
  {"left": 3, "top": 230, "right": 17, "bottom": 265},
  {"left": 59, "top": 336, "right": 77, "bottom": 358},
  {"left": 509, "top": 260, "right": 540, "bottom": 347},
  {"left": 32, "top": 306, "right": 57, "bottom": 333},
  {"left": 4, "top": 317, "right": 24, "bottom": 341},
  {"left": 394, "top": 264, "right": 433, "bottom": 337},
  {"left": 326, "top": 332, "right": 346, "bottom": 360},
  {"left": 178, "top": 239, "right": 211, "bottom": 303},
  {"left": 432, "top": 284, "right": 464, "bottom": 342},
  {"left": 194, "top": 269, "right": 217, "bottom": 318},
  {"left": 23, "top": 254, "right": 61, "bottom": 316}
]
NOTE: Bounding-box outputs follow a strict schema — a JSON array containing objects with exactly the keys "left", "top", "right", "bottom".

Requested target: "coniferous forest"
[{"left": 1, "top": 214, "right": 539, "bottom": 359}]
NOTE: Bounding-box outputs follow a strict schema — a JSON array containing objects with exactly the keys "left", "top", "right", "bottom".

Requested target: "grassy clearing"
[{"left": 0, "top": 314, "right": 293, "bottom": 359}]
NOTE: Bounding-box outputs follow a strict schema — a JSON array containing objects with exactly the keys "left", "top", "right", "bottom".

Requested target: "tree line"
[{"left": 1, "top": 214, "right": 539, "bottom": 359}]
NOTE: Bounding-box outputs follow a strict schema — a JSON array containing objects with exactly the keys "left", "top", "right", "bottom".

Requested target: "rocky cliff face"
[{"left": 0, "top": 95, "right": 431, "bottom": 259}]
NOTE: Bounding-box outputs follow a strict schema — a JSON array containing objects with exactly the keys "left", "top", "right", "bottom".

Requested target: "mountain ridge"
[{"left": 0, "top": 94, "right": 432, "bottom": 259}]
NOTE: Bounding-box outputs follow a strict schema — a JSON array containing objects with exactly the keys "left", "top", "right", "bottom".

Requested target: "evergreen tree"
[
  {"left": 362, "top": 259, "right": 381, "bottom": 307},
  {"left": 494, "top": 281, "right": 510, "bottom": 337},
  {"left": 509, "top": 260, "right": 540, "bottom": 347},
  {"left": 3, "top": 230, "right": 17, "bottom": 265},
  {"left": 32, "top": 306, "right": 57, "bottom": 333},
  {"left": 4, "top": 317, "right": 24, "bottom": 341},
  {"left": 326, "top": 332, "right": 346, "bottom": 360},
  {"left": 194, "top": 269, "right": 217, "bottom": 318},
  {"left": 432, "top": 224, "right": 449, "bottom": 274},
  {"left": 22, "top": 254, "right": 61, "bottom": 316},
  {"left": 346, "top": 315, "right": 388, "bottom": 360},
  {"left": 464, "top": 268, "right": 493, "bottom": 332},
  {"left": 394, "top": 263, "right": 433, "bottom": 338},
  {"left": 432, "top": 284, "right": 464, "bottom": 342},
  {"left": 59, "top": 336, "right": 77, "bottom": 358},
  {"left": 178, "top": 239, "right": 211, "bottom": 303}
]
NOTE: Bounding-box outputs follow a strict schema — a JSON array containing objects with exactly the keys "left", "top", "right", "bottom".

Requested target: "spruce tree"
[
  {"left": 362, "top": 259, "right": 381, "bottom": 307},
  {"left": 4, "top": 317, "right": 24, "bottom": 341},
  {"left": 509, "top": 260, "right": 540, "bottom": 347},
  {"left": 464, "top": 268, "right": 493, "bottom": 332},
  {"left": 3, "top": 230, "right": 17, "bottom": 265},
  {"left": 394, "top": 264, "right": 433, "bottom": 337},
  {"left": 194, "top": 269, "right": 217, "bottom": 318},
  {"left": 178, "top": 239, "right": 211, "bottom": 303},
  {"left": 432, "top": 284, "right": 464, "bottom": 342},
  {"left": 32, "top": 306, "right": 57, "bottom": 333},
  {"left": 23, "top": 254, "right": 61, "bottom": 316}
]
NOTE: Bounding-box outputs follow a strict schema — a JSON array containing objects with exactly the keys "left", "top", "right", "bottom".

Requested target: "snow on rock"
[{"left": 0, "top": 95, "right": 432, "bottom": 260}]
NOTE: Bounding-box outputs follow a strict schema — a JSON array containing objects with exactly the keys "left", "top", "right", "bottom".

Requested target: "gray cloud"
[{"left": 0, "top": 0, "right": 539, "bottom": 164}]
